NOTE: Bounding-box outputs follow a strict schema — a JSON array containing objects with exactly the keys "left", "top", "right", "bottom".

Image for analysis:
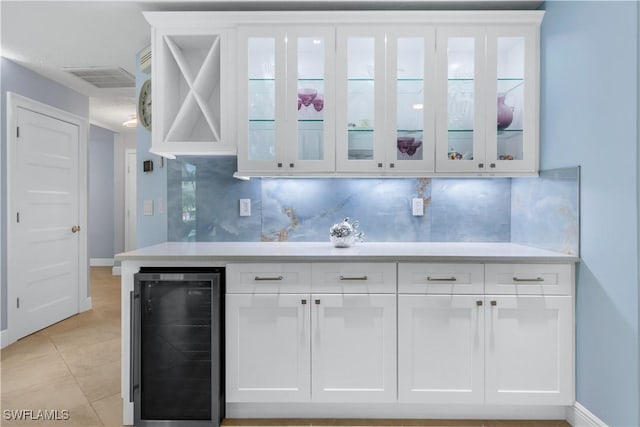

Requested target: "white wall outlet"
[
  {"left": 143, "top": 199, "right": 154, "bottom": 216},
  {"left": 412, "top": 198, "right": 424, "bottom": 216},
  {"left": 239, "top": 198, "right": 251, "bottom": 217}
]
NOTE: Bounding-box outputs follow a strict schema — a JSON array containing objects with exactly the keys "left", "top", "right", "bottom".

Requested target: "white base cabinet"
[
  {"left": 398, "top": 295, "right": 484, "bottom": 404},
  {"left": 485, "top": 295, "right": 573, "bottom": 405},
  {"left": 398, "top": 263, "right": 574, "bottom": 406},
  {"left": 226, "top": 294, "right": 311, "bottom": 402},
  {"left": 312, "top": 294, "right": 396, "bottom": 402},
  {"left": 227, "top": 261, "right": 574, "bottom": 409},
  {"left": 226, "top": 263, "right": 397, "bottom": 404}
]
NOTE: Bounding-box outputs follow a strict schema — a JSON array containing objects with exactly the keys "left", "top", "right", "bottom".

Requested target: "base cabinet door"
[
  {"left": 484, "top": 295, "right": 573, "bottom": 405},
  {"left": 398, "top": 295, "right": 484, "bottom": 404},
  {"left": 311, "top": 294, "right": 397, "bottom": 402},
  {"left": 226, "top": 294, "right": 311, "bottom": 402}
]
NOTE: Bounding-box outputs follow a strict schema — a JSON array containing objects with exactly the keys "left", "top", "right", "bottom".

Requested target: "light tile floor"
[{"left": 0, "top": 267, "right": 570, "bottom": 427}]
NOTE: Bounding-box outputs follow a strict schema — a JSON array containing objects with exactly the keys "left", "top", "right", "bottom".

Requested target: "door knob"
[{"left": 71, "top": 225, "right": 81, "bottom": 233}]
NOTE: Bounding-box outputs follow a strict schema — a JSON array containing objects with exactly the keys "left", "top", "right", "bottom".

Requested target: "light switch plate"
[
  {"left": 412, "top": 198, "right": 424, "bottom": 216},
  {"left": 143, "top": 200, "right": 154, "bottom": 216},
  {"left": 239, "top": 198, "right": 251, "bottom": 217}
]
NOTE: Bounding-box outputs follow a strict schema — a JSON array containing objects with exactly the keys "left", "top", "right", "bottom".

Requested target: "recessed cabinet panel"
[
  {"left": 398, "top": 295, "right": 484, "bottom": 404},
  {"left": 226, "top": 294, "right": 311, "bottom": 402},
  {"left": 484, "top": 296, "right": 573, "bottom": 405},
  {"left": 312, "top": 294, "right": 397, "bottom": 402}
]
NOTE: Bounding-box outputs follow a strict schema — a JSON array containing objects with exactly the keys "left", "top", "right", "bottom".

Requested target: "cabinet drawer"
[
  {"left": 398, "top": 263, "right": 484, "bottom": 294},
  {"left": 227, "top": 263, "right": 311, "bottom": 293},
  {"left": 485, "top": 264, "right": 573, "bottom": 295},
  {"left": 311, "top": 263, "right": 396, "bottom": 293}
]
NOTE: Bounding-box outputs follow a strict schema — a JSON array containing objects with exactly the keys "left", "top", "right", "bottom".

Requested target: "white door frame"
[
  {"left": 124, "top": 148, "right": 137, "bottom": 251},
  {"left": 6, "top": 92, "right": 89, "bottom": 345}
]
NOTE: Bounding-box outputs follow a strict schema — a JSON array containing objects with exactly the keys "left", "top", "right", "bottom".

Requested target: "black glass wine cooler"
[{"left": 132, "top": 267, "right": 224, "bottom": 426}]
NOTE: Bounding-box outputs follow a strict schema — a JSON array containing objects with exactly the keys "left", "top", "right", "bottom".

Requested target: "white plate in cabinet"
[
  {"left": 484, "top": 295, "right": 573, "bottom": 405},
  {"left": 311, "top": 293, "right": 397, "bottom": 402},
  {"left": 226, "top": 263, "right": 311, "bottom": 293},
  {"left": 484, "top": 264, "right": 573, "bottom": 295},
  {"left": 311, "top": 263, "right": 396, "bottom": 293},
  {"left": 226, "top": 294, "right": 310, "bottom": 402},
  {"left": 398, "top": 295, "right": 484, "bottom": 404},
  {"left": 398, "top": 263, "right": 484, "bottom": 294}
]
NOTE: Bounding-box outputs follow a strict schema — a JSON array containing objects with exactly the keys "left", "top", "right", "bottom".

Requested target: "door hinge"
[
  {"left": 16, "top": 127, "right": 20, "bottom": 138},
  {"left": 17, "top": 298, "right": 20, "bottom": 309},
  {"left": 16, "top": 212, "right": 20, "bottom": 223}
]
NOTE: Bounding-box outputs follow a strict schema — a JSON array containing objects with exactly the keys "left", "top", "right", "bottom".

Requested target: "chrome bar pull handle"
[
  {"left": 254, "top": 276, "right": 283, "bottom": 281},
  {"left": 513, "top": 277, "right": 544, "bottom": 282},
  {"left": 427, "top": 276, "right": 457, "bottom": 282},
  {"left": 339, "top": 275, "right": 368, "bottom": 281}
]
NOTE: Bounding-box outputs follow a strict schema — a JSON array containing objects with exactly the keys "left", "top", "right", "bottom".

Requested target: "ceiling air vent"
[
  {"left": 140, "top": 46, "right": 152, "bottom": 74},
  {"left": 65, "top": 67, "right": 135, "bottom": 88}
]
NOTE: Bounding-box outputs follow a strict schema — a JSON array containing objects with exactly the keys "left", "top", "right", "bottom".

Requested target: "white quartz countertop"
[{"left": 115, "top": 242, "right": 578, "bottom": 263}]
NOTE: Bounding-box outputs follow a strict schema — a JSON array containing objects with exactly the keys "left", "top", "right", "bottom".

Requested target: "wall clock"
[{"left": 138, "top": 79, "right": 152, "bottom": 130}]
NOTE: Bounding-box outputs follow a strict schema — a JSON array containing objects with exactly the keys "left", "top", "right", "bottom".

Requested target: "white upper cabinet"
[
  {"left": 147, "top": 12, "right": 542, "bottom": 174},
  {"left": 237, "top": 26, "right": 336, "bottom": 175},
  {"left": 436, "top": 23, "right": 540, "bottom": 174},
  {"left": 144, "top": 12, "right": 236, "bottom": 158}
]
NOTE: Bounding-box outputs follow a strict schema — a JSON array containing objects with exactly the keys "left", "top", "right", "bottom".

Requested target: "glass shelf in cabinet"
[
  {"left": 347, "top": 78, "right": 375, "bottom": 82},
  {"left": 298, "top": 119, "right": 324, "bottom": 122},
  {"left": 298, "top": 78, "right": 324, "bottom": 81},
  {"left": 249, "top": 78, "right": 276, "bottom": 81},
  {"left": 348, "top": 128, "right": 374, "bottom": 132},
  {"left": 397, "top": 78, "right": 425, "bottom": 81},
  {"left": 249, "top": 119, "right": 276, "bottom": 122}
]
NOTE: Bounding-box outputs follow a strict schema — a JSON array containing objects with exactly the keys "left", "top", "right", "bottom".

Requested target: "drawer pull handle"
[
  {"left": 427, "top": 276, "right": 457, "bottom": 282},
  {"left": 254, "top": 276, "right": 283, "bottom": 281},
  {"left": 315, "top": 299, "right": 321, "bottom": 305},
  {"left": 512, "top": 277, "right": 544, "bottom": 282},
  {"left": 301, "top": 299, "right": 307, "bottom": 305},
  {"left": 476, "top": 300, "right": 483, "bottom": 306},
  {"left": 339, "top": 275, "right": 368, "bottom": 281},
  {"left": 491, "top": 300, "right": 497, "bottom": 306}
]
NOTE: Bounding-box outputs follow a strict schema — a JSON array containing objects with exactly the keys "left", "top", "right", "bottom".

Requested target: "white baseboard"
[
  {"left": 80, "top": 297, "right": 92, "bottom": 312},
  {"left": 566, "top": 402, "right": 608, "bottom": 427},
  {"left": 112, "top": 266, "right": 121, "bottom": 276},
  {"left": 90, "top": 258, "right": 114, "bottom": 267},
  {"left": 1, "top": 329, "right": 10, "bottom": 349}
]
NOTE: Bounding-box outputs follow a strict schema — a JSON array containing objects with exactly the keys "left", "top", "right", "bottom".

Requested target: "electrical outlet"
[
  {"left": 412, "top": 198, "right": 424, "bottom": 216},
  {"left": 240, "top": 199, "right": 251, "bottom": 217}
]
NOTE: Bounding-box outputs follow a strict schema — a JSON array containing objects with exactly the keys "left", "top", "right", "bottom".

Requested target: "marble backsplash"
[{"left": 167, "top": 157, "right": 579, "bottom": 255}]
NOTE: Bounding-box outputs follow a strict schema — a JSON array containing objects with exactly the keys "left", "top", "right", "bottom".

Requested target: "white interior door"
[
  {"left": 125, "top": 150, "right": 137, "bottom": 251},
  {"left": 9, "top": 105, "right": 81, "bottom": 340}
]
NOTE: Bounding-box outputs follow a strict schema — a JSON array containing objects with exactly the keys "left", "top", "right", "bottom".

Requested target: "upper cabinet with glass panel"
[
  {"left": 146, "top": 11, "right": 542, "bottom": 175},
  {"left": 436, "top": 23, "right": 540, "bottom": 174},
  {"left": 237, "top": 26, "right": 335, "bottom": 175}
]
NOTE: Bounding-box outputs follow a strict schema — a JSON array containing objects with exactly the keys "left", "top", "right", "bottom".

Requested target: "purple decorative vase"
[{"left": 497, "top": 94, "right": 513, "bottom": 130}]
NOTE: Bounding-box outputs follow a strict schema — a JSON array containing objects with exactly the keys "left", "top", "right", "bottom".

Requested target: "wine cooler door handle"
[{"left": 130, "top": 291, "right": 140, "bottom": 402}]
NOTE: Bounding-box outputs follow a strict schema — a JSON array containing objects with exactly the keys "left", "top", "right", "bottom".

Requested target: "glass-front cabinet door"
[
  {"left": 386, "top": 27, "right": 436, "bottom": 173},
  {"left": 335, "top": 27, "right": 386, "bottom": 173},
  {"left": 435, "top": 27, "right": 486, "bottom": 173},
  {"left": 285, "top": 27, "right": 335, "bottom": 173},
  {"left": 237, "top": 28, "right": 286, "bottom": 173},
  {"left": 485, "top": 26, "right": 538, "bottom": 173}
]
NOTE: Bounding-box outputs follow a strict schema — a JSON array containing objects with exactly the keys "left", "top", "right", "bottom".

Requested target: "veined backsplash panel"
[
  {"left": 167, "top": 156, "right": 578, "bottom": 255},
  {"left": 511, "top": 167, "right": 580, "bottom": 255}
]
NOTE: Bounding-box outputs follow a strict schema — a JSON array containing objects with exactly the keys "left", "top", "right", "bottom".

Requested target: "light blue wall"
[
  {"left": 0, "top": 57, "right": 90, "bottom": 331},
  {"left": 541, "top": 2, "right": 639, "bottom": 425},
  {"left": 88, "top": 125, "right": 115, "bottom": 259},
  {"left": 135, "top": 51, "right": 167, "bottom": 247}
]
